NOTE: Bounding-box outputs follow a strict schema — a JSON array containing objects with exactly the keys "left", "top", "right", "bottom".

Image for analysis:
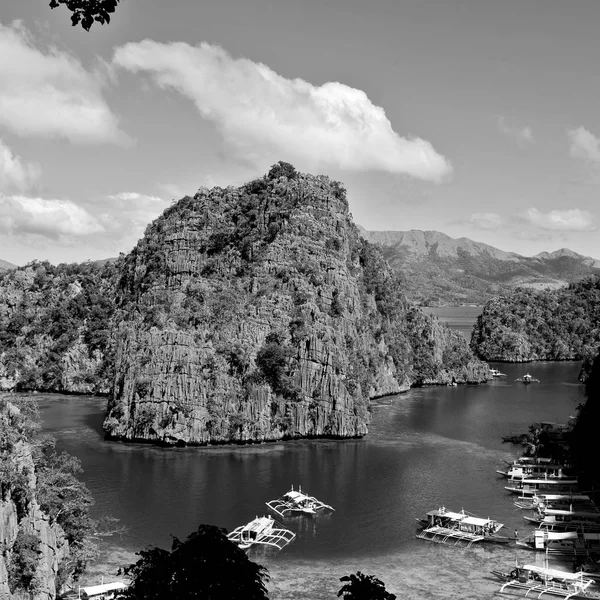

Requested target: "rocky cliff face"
[
  {"left": 104, "top": 164, "right": 488, "bottom": 445},
  {"left": 0, "top": 403, "right": 69, "bottom": 600}
]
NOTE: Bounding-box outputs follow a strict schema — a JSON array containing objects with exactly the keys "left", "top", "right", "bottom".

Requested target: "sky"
[{"left": 1, "top": 0, "right": 600, "bottom": 265}]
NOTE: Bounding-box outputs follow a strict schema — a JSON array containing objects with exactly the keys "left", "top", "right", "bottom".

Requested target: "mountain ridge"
[{"left": 360, "top": 228, "right": 600, "bottom": 305}]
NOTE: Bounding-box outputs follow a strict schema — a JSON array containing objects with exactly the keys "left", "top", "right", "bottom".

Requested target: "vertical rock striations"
[
  {"left": 104, "top": 164, "right": 488, "bottom": 445},
  {"left": 0, "top": 402, "right": 69, "bottom": 600}
]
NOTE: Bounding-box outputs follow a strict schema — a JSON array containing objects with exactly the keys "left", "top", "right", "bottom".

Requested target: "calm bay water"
[
  {"left": 421, "top": 305, "right": 484, "bottom": 340},
  {"left": 35, "top": 308, "right": 586, "bottom": 599}
]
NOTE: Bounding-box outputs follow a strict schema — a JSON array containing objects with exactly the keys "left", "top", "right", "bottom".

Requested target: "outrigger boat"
[
  {"left": 524, "top": 508, "right": 600, "bottom": 531},
  {"left": 265, "top": 485, "right": 334, "bottom": 517},
  {"left": 515, "top": 493, "right": 594, "bottom": 511},
  {"left": 490, "top": 368, "right": 507, "bottom": 377},
  {"left": 227, "top": 515, "right": 296, "bottom": 550},
  {"left": 416, "top": 506, "right": 509, "bottom": 547},
  {"left": 516, "top": 373, "right": 540, "bottom": 384},
  {"left": 505, "top": 477, "right": 579, "bottom": 497},
  {"left": 498, "top": 461, "right": 573, "bottom": 480},
  {"left": 516, "top": 530, "right": 600, "bottom": 557},
  {"left": 491, "top": 562, "right": 596, "bottom": 598}
]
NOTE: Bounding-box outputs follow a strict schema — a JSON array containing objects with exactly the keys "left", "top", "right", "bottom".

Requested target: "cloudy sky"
[{"left": 1, "top": 0, "right": 600, "bottom": 265}]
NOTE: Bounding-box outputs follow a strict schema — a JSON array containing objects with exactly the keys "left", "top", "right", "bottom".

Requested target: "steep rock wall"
[
  {"left": 0, "top": 407, "right": 68, "bottom": 600},
  {"left": 104, "top": 167, "right": 488, "bottom": 445}
]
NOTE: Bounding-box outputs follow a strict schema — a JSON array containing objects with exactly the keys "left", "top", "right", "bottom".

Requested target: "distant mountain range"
[
  {"left": 360, "top": 228, "right": 600, "bottom": 306},
  {"left": 0, "top": 259, "right": 16, "bottom": 271}
]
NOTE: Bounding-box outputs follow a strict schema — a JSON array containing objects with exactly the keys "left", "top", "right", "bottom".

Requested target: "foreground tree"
[
  {"left": 338, "top": 571, "right": 396, "bottom": 600},
  {"left": 116, "top": 524, "right": 269, "bottom": 600},
  {"left": 48, "top": 0, "right": 120, "bottom": 31}
]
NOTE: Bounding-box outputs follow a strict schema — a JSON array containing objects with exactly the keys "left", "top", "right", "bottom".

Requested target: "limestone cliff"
[
  {"left": 104, "top": 164, "right": 488, "bottom": 445},
  {"left": 0, "top": 402, "right": 69, "bottom": 600}
]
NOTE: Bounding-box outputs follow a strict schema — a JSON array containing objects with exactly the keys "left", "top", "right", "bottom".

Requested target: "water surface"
[{"left": 38, "top": 360, "right": 584, "bottom": 599}]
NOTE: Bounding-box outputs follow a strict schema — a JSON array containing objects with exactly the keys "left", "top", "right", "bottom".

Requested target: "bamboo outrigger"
[
  {"left": 227, "top": 515, "right": 296, "bottom": 550},
  {"left": 265, "top": 485, "right": 334, "bottom": 517}
]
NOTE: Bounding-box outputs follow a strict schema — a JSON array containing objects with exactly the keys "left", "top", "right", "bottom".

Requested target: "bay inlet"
[{"left": 38, "top": 308, "right": 584, "bottom": 599}]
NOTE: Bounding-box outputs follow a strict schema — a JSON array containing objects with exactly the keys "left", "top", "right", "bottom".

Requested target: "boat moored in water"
[
  {"left": 227, "top": 515, "right": 296, "bottom": 550},
  {"left": 505, "top": 477, "right": 579, "bottom": 497},
  {"left": 416, "top": 507, "right": 509, "bottom": 547},
  {"left": 491, "top": 563, "right": 596, "bottom": 598},
  {"left": 265, "top": 485, "right": 334, "bottom": 517},
  {"left": 516, "top": 530, "right": 600, "bottom": 557},
  {"left": 490, "top": 368, "right": 507, "bottom": 378},
  {"left": 516, "top": 373, "right": 540, "bottom": 384}
]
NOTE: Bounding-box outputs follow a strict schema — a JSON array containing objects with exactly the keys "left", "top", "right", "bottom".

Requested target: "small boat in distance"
[
  {"left": 227, "top": 515, "right": 296, "bottom": 550},
  {"left": 266, "top": 485, "right": 334, "bottom": 518},
  {"left": 490, "top": 368, "right": 507, "bottom": 377},
  {"left": 516, "top": 373, "right": 540, "bottom": 384},
  {"left": 491, "top": 562, "right": 595, "bottom": 598}
]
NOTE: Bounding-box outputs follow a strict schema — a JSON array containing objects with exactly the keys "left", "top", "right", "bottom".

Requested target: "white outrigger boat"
[
  {"left": 498, "top": 460, "right": 573, "bottom": 480},
  {"left": 491, "top": 562, "right": 596, "bottom": 598},
  {"left": 516, "top": 373, "right": 540, "bottom": 384},
  {"left": 505, "top": 477, "right": 579, "bottom": 497},
  {"left": 227, "top": 515, "right": 296, "bottom": 550},
  {"left": 516, "top": 530, "right": 600, "bottom": 557},
  {"left": 515, "top": 493, "right": 594, "bottom": 511},
  {"left": 524, "top": 508, "right": 600, "bottom": 531},
  {"left": 265, "top": 485, "right": 334, "bottom": 517},
  {"left": 416, "top": 507, "right": 509, "bottom": 547},
  {"left": 490, "top": 368, "right": 507, "bottom": 378}
]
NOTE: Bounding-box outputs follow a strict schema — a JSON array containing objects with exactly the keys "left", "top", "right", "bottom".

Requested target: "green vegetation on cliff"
[
  {"left": 104, "top": 163, "right": 488, "bottom": 445},
  {"left": 0, "top": 260, "right": 119, "bottom": 394},
  {"left": 0, "top": 396, "right": 95, "bottom": 597},
  {"left": 470, "top": 276, "right": 600, "bottom": 362}
]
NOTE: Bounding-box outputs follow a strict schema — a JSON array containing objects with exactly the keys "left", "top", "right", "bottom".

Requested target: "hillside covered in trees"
[
  {"left": 0, "top": 260, "right": 120, "bottom": 394},
  {"left": 470, "top": 276, "right": 600, "bottom": 362},
  {"left": 0, "top": 396, "right": 95, "bottom": 598}
]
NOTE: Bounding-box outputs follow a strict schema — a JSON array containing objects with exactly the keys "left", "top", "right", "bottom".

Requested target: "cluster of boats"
[
  {"left": 488, "top": 368, "right": 540, "bottom": 384},
  {"left": 415, "top": 443, "right": 600, "bottom": 598},
  {"left": 226, "top": 486, "right": 334, "bottom": 550}
]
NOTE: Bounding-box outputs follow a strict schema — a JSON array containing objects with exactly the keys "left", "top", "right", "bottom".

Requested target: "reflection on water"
[{"left": 37, "top": 360, "right": 584, "bottom": 599}]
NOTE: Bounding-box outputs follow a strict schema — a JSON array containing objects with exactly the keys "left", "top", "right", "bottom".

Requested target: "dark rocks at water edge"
[
  {"left": 104, "top": 163, "right": 489, "bottom": 446},
  {"left": 470, "top": 277, "right": 600, "bottom": 363}
]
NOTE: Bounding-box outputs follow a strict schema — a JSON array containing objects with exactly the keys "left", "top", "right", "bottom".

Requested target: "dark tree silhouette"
[
  {"left": 48, "top": 0, "right": 120, "bottom": 31},
  {"left": 116, "top": 524, "right": 269, "bottom": 600},
  {"left": 338, "top": 571, "right": 396, "bottom": 600}
]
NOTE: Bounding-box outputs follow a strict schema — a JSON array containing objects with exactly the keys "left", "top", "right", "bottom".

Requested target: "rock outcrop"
[
  {"left": 104, "top": 164, "right": 489, "bottom": 445},
  {"left": 0, "top": 402, "right": 69, "bottom": 600}
]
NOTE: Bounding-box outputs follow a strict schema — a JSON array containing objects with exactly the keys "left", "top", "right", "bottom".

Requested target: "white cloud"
[
  {"left": 497, "top": 116, "right": 534, "bottom": 145},
  {"left": 113, "top": 41, "right": 452, "bottom": 182},
  {"left": 0, "top": 192, "right": 168, "bottom": 248},
  {"left": 0, "top": 20, "right": 130, "bottom": 145},
  {"left": 523, "top": 207, "right": 596, "bottom": 231},
  {"left": 0, "top": 138, "right": 41, "bottom": 192},
  {"left": 568, "top": 126, "right": 600, "bottom": 163},
  {"left": 0, "top": 195, "right": 103, "bottom": 240},
  {"left": 469, "top": 212, "right": 505, "bottom": 230}
]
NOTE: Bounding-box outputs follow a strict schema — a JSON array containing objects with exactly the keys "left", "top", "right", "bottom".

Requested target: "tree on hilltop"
[
  {"left": 116, "top": 524, "right": 270, "bottom": 600},
  {"left": 49, "top": 0, "right": 120, "bottom": 31}
]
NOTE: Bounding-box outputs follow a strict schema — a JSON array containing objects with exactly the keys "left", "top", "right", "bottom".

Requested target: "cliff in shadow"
[
  {"left": 104, "top": 163, "right": 488, "bottom": 446},
  {"left": 470, "top": 276, "right": 600, "bottom": 362}
]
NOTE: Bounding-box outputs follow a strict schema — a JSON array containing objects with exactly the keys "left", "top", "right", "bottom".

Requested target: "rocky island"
[
  {"left": 103, "top": 163, "right": 488, "bottom": 446},
  {"left": 470, "top": 276, "right": 600, "bottom": 363}
]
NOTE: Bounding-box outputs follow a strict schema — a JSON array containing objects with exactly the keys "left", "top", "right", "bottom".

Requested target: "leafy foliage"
[
  {"left": 0, "top": 260, "right": 120, "bottom": 393},
  {"left": 116, "top": 524, "right": 269, "bottom": 600},
  {"left": 338, "top": 571, "right": 396, "bottom": 600},
  {"left": 471, "top": 276, "right": 600, "bottom": 361},
  {"left": 7, "top": 531, "right": 41, "bottom": 595},
  {"left": 48, "top": 0, "right": 120, "bottom": 31}
]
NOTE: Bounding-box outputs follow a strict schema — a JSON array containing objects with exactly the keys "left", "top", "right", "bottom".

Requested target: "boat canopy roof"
[
  {"left": 284, "top": 491, "right": 304, "bottom": 499},
  {"left": 461, "top": 516, "right": 493, "bottom": 526},
  {"left": 523, "top": 565, "right": 586, "bottom": 582},
  {"left": 427, "top": 510, "right": 465, "bottom": 520},
  {"left": 81, "top": 582, "right": 127, "bottom": 596}
]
